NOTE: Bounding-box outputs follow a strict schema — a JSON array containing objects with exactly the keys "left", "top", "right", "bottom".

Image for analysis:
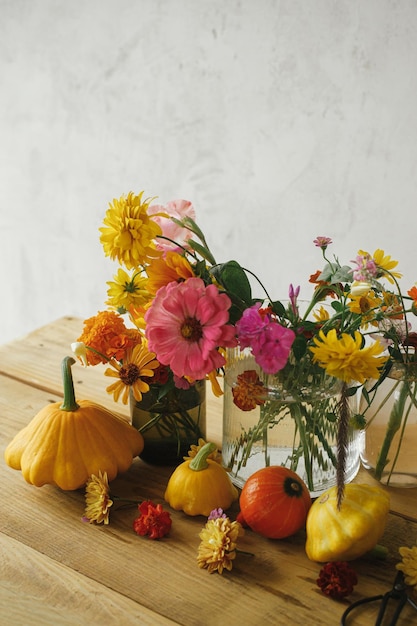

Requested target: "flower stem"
[{"left": 374, "top": 379, "right": 410, "bottom": 480}]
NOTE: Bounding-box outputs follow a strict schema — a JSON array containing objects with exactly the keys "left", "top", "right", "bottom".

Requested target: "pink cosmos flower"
[
  {"left": 145, "top": 277, "right": 237, "bottom": 379},
  {"left": 251, "top": 322, "right": 295, "bottom": 374},
  {"left": 148, "top": 199, "right": 196, "bottom": 252}
]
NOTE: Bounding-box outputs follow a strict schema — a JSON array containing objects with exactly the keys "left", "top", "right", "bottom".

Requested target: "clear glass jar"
[
  {"left": 360, "top": 362, "right": 417, "bottom": 487},
  {"left": 222, "top": 348, "right": 360, "bottom": 496}
]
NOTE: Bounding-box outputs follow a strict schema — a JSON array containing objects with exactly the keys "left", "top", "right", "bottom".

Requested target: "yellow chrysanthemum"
[
  {"left": 197, "top": 517, "right": 244, "bottom": 574},
  {"left": 128, "top": 301, "right": 153, "bottom": 332},
  {"left": 106, "top": 268, "right": 150, "bottom": 311},
  {"left": 84, "top": 471, "right": 113, "bottom": 524},
  {"left": 348, "top": 290, "right": 382, "bottom": 326},
  {"left": 105, "top": 343, "right": 160, "bottom": 404},
  {"left": 99, "top": 191, "right": 162, "bottom": 270},
  {"left": 310, "top": 329, "right": 388, "bottom": 384},
  {"left": 397, "top": 545, "right": 417, "bottom": 588},
  {"left": 184, "top": 438, "right": 222, "bottom": 463},
  {"left": 146, "top": 251, "right": 195, "bottom": 295}
]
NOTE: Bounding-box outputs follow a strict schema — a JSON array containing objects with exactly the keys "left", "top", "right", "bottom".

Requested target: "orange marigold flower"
[
  {"left": 408, "top": 285, "right": 417, "bottom": 304},
  {"left": 146, "top": 251, "right": 195, "bottom": 294},
  {"left": 77, "top": 311, "right": 142, "bottom": 365},
  {"left": 232, "top": 370, "right": 266, "bottom": 411}
]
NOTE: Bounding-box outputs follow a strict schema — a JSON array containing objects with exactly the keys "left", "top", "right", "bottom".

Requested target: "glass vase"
[
  {"left": 360, "top": 362, "right": 417, "bottom": 487},
  {"left": 130, "top": 380, "right": 206, "bottom": 466},
  {"left": 222, "top": 348, "right": 360, "bottom": 496}
]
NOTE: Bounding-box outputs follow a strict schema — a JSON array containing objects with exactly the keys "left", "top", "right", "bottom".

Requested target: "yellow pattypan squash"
[
  {"left": 305, "top": 483, "right": 390, "bottom": 562},
  {"left": 164, "top": 442, "right": 238, "bottom": 516},
  {"left": 4, "top": 356, "right": 144, "bottom": 490}
]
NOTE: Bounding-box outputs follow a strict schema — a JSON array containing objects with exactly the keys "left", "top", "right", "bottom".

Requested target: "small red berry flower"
[
  {"left": 317, "top": 561, "right": 358, "bottom": 600},
  {"left": 133, "top": 500, "right": 172, "bottom": 539}
]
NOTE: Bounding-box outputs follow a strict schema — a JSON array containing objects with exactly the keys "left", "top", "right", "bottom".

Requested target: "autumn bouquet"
[{"left": 73, "top": 190, "right": 416, "bottom": 495}]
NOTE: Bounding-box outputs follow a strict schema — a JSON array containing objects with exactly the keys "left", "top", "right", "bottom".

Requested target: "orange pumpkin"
[{"left": 238, "top": 466, "right": 312, "bottom": 539}]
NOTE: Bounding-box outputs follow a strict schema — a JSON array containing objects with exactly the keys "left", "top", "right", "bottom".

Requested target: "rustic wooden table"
[{"left": 1, "top": 317, "right": 416, "bottom": 626}]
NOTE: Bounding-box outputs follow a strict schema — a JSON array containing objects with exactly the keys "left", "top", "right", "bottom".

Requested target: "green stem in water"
[
  {"left": 60, "top": 356, "right": 80, "bottom": 412},
  {"left": 189, "top": 442, "right": 217, "bottom": 471},
  {"left": 374, "top": 379, "right": 410, "bottom": 480}
]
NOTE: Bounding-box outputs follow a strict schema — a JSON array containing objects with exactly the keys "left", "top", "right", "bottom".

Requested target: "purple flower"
[
  {"left": 208, "top": 508, "right": 227, "bottom": 520},
  {"left": 289, "top": 284, "right": 300, "bottom": 315}
]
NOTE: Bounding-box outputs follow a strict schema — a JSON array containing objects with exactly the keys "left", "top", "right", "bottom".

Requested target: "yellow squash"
[
  {"left": 305, "top": 483, "right": 390, "bottom": 562},
  {"left": 164, "top": 442, "right": 238, "bottom": 516},
  {"left": 4, "top": 356, "right": 144, "bottom": 490}
]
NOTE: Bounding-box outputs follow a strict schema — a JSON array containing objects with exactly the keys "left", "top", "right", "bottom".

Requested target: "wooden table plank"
[{"left": 0, "top": 534, "right": 176, "bottom": 626}]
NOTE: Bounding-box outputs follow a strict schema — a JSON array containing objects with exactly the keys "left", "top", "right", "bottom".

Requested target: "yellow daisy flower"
[
  {"left": 106, "top": 268, "right": 150, "bottom": 311},
  {"left": 197, "top": 517, "right": 244, "bottom": 574},
  {"left": 348, "top": 290, "right": 381, "bottom": 326},
  {"left": 105, "top": 343, "right": 160, "bottom": 404},
  {"left": 84, "top": 471, "right": 113, "bottom": 524},
  {"left": 99, "top": 191, "right": 162, "bottom": 270},
  {"left": 365, "top": 248, "right": 402, "bottom": 283},
  {"left": 397, "top": 544, "right": 417, "bottom": 588},
  {"left": 313, "top": 306, "right": 330, "bottom": 323},
  {"left": 310, "top": 329, "right": 388, "bottom": 384}
]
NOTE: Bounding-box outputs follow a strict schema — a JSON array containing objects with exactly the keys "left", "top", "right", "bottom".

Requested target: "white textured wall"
[{"left": 2, "top": 0, "right": 417, "bottom": 344}]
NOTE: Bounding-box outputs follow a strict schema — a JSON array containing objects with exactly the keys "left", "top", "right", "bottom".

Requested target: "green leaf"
[
  {"left": 187, "top": 239, "right": 216, "bottom": 265},
  {"left": 292, "top": 335, "right": 307, "bottom": 359},
  {"left": 212, "top": 260, "right": 252, "bottom": 307}
]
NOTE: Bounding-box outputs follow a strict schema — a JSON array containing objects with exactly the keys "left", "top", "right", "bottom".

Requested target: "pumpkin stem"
[
  {"left": 189, "top": 442, "right": 217, "bottom": 471},
  {"left": 60, "top": 356, "right": 80, "bottom": 412}
]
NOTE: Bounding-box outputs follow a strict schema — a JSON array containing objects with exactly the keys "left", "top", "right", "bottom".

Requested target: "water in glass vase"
[
  {"left": 222, "top": 349, "right": 360, "bottom": 497},
  {"left": 360, "top": 363, "right": 417, "bottom": 488},
  {"left": 130, "top": 380, "right": 206, "bottom": 466}
]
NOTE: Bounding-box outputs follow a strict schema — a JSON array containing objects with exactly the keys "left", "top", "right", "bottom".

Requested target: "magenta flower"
[
  {"left": 145, "top": 277, "right": 237, "bottom": 379},
  {"left": 251, "top": 323, "right": 295, "bottom": 374},
  {"left": 313, "top": 236, "right": 332, "bottom": 249},
  {"left": 235, "top": 303, "right": 269, "bottom": 348}
]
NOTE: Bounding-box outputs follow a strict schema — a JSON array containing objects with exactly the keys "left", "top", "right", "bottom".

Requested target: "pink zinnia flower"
[
  {"left": 148, "top": 199, "right": 196, "bottom": 252},
  {"left": 145, "top": 277, "right": 237, "bottom": 379},
  {"left": 252, "top": 323, "right": 295, "bottom": 374},
  {"left": 313, "top": 236, "right": 332, "bottom": 249}
]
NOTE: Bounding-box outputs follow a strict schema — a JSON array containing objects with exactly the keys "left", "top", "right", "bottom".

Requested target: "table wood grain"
[{"left": 1, "top": 317, "right": 416, "bottom": 626}]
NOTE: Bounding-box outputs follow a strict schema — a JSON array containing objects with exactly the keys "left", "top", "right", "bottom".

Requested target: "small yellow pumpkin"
[
  {"left": 4, "top": 356, "right": 144, "bottom": 490},
  {"left": 164, "top": 442, "right": 238, "bottom": 516},
  {"left": 305, "top": 483, "right": 390, "bottom": 562}
]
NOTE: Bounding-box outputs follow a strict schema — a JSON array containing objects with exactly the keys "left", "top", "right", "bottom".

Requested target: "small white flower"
[
  {"left": 350, "top": 281, "right": 372, "bottom": 297},
  {"left": 71, "top": 341, "right": 89, "bottom": 367}
]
